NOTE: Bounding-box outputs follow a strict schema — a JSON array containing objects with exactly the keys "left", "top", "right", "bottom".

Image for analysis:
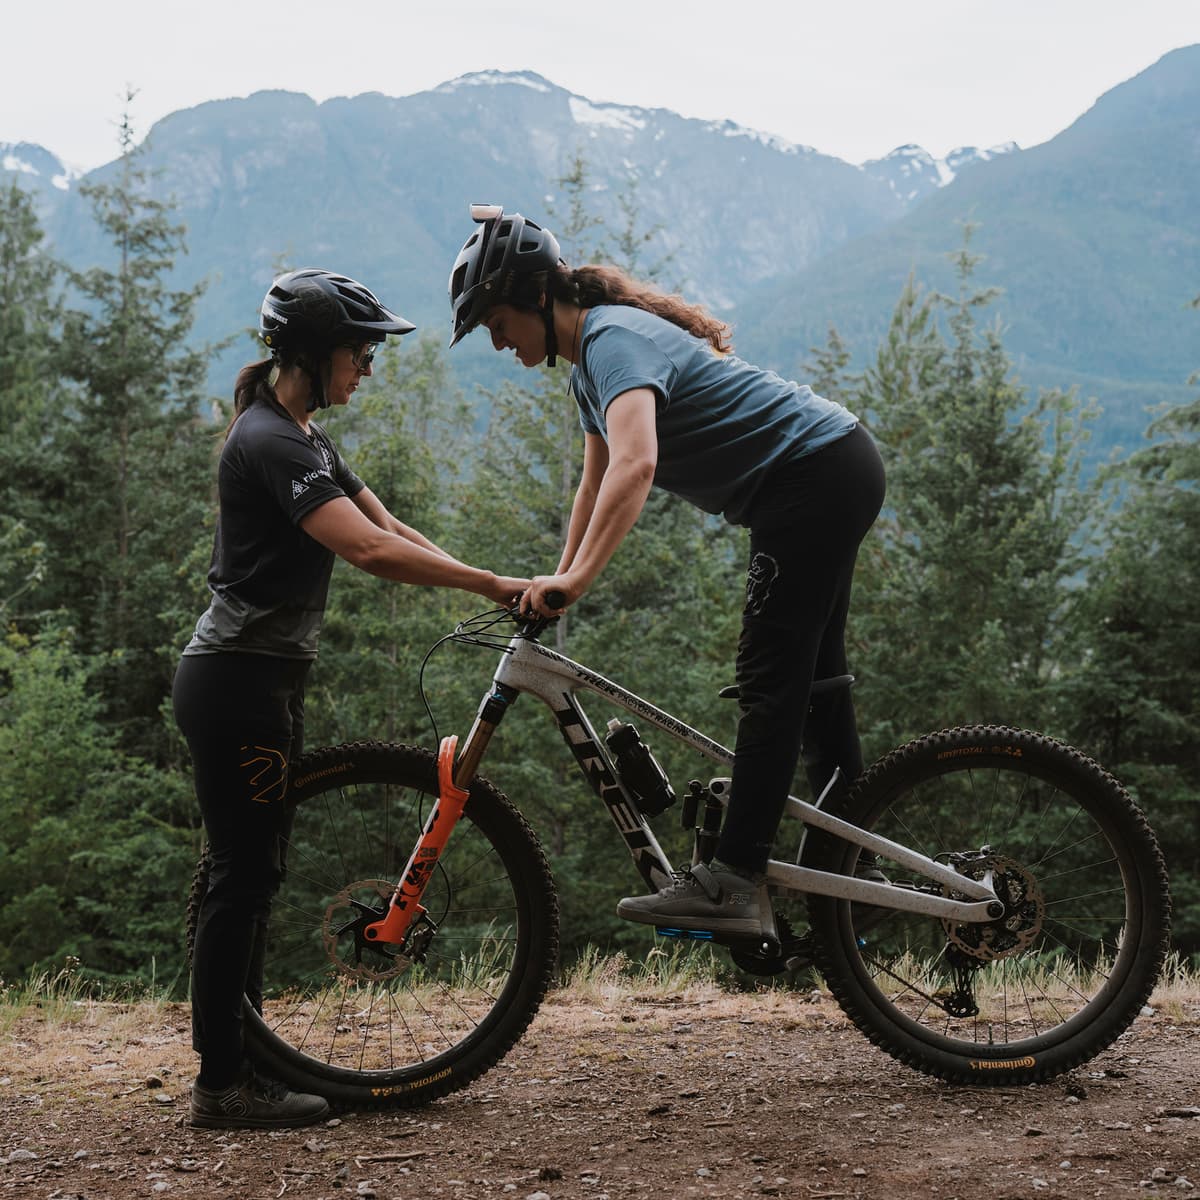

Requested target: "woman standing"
[
  {"left": 176, "top": 269, "right": 528, "bottom": 1129},
  {"left": 448, "top": 206, "right": 884, "bottom": 947}
]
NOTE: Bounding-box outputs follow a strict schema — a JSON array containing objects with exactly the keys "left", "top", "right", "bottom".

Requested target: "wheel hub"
[
  {"left": 322, "top": 879, "right": 434, "bottom": 982},
  {"left": 941, "top": 853, "right": 1046, "bottom": 961}
]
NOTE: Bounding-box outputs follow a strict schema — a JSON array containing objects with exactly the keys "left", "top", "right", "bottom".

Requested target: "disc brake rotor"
[
  {"left": 941, "top": 853, "right": 1046, "bottom": 961},
  {"left": 321, "top": 879, "right": 428, "bottom": 982}
]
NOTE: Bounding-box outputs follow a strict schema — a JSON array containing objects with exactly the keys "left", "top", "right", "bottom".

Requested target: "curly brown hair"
[{"left": 514, "top": 263, "right": 732, "bottom": 353}]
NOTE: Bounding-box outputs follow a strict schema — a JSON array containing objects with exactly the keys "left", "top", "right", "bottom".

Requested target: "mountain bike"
[{"left": 186, "top": 601, "right": 1170, "bottom": 1111}]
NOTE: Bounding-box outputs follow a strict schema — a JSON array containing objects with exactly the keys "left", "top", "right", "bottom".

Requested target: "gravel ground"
[{"left": 2, "top": 989, "right": 1198, "bottom": 1199}]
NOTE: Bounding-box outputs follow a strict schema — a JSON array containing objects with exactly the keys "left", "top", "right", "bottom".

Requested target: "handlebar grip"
[{"left": 544, "top": 590, "right": 566, "bottom": 612}]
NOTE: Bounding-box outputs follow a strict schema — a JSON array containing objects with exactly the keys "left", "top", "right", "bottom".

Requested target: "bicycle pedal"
[{"left": 654, "top": 926, "right": 716, "bottom": 941}]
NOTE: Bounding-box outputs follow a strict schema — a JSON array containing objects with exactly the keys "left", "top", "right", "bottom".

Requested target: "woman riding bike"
[
  {"left": 175, "top": 268, "right": 529, "bottom": 1129},
  {"left": 448, "top": 205, "right": 885, "bottom": 946}
]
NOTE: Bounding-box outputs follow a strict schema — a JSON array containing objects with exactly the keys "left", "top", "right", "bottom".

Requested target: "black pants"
[
  {"left": 173, "top": 651, "right": 311, "bottom": 1088},
  {"left": 717, "top": 424, "right": 886, "bottom": 873}
]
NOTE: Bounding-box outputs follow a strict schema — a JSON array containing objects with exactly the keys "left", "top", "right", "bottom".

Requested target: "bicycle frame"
[{"left": 447, "top": 629, "right": 1003, "bottom": 926}]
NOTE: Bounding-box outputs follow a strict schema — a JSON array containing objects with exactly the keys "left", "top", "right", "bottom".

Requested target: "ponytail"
[
  {"left": 543, "top": 264, "right": 732, "bottom": 353},
  {"left": 228, "top": 358, "right": 278, "bottom": 435}
]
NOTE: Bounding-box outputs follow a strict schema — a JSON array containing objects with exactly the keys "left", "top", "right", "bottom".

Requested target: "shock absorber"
[{"left": 680, "top": 778, "right": 727, "bottom": 866}]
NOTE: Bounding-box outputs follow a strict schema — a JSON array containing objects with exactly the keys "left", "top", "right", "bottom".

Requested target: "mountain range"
[{"left": 3, "top": 47, "right": 1198, "bottom": 459}]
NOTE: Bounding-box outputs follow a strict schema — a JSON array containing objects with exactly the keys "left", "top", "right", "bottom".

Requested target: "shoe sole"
[
  {"left": 189, "top": 1106, "right": 330, "bottom": 1130},
  {"left": 617, "top": 902, "right": 765, "bottom": 942}
]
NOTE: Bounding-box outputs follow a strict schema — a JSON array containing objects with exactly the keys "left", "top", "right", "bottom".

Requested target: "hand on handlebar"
[
  {"left": 521, "top": 574, "right": 582, "bottom": 618},
  {"left": 483, "top": 574, "right": 533, "bottom": 607}
]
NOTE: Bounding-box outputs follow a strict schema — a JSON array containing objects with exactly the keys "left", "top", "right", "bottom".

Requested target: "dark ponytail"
[
  {"left": 542, "top": 263, "right": 732, "bottom": 353},
  {"left": 228, "top": 358, "right": 277, "bottom": 435}
]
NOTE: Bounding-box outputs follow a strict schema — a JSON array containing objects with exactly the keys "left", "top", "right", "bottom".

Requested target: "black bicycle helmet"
[
  {"left": 261, "top": 268, "right": 415, "bottom": 352},
  {"left": 260, "top": 269, "right": 415, "bottom": 409},
  {"left": 448, "top": 204, "right": 563, "bottom": 356}
]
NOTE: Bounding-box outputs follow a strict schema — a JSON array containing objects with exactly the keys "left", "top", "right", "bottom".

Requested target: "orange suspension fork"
[{"left": 363, "top": 735, "right": 470, "bottom": 947}]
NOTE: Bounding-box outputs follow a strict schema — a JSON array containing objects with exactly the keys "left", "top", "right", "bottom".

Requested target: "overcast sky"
[{"left": 4, "top": 1, "right": 1198, "bottom": 171}]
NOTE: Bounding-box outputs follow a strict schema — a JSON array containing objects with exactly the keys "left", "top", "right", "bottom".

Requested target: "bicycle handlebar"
[{"left": 510, "top": 589, "right": 567, "bottom": 639}]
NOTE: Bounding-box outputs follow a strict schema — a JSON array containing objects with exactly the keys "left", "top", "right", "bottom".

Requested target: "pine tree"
[
  {"left": 850, "top": 229, "right": 1095, "bottom": 754},
  {"left": 1063, "top": 341, "right": 1200, "bottom": 950},
  {"left": 0, "top": 629, "right": 194, "bottom": 982},
  {"left": 304, "top": 332, "right": 480, "bottom": 748},
  {"left": 0, "top": 181, "right": 62, "bottom": 608},
  {"left": 50, "top": 100, "right": 214, "bottom": 766}
]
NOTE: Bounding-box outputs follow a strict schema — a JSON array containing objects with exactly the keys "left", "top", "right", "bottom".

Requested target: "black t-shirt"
[{"left": 184, "top": 398, "right": 364, "bottom": 658}]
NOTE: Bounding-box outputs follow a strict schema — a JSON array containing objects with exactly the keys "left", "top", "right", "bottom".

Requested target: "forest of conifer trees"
[{"left": 0, "top": 138, "right": 1196, "bottom": 992}]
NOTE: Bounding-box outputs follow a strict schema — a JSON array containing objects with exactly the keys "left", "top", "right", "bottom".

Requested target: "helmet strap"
[
  {"left": 542, "top": 295, "right": 558, "bottom": 368},
  {"left": 299, "top": 352, "right": 330, "bottom": 412}
]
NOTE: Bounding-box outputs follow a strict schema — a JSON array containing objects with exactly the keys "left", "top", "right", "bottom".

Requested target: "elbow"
[
  {"left": 626, "top": 456, "right": 656, "bottom": 492},
  {"left": 341, "top": 533, "right": 390, "bottom": 576}
]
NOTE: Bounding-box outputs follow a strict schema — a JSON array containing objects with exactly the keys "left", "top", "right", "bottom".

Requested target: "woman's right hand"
[{"left": 481, "top": 574, "right": 532, "bottom": 607}]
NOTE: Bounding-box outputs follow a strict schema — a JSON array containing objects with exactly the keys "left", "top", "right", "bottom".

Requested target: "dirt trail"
[{"left": 2, "top": 990, "right": 1198, "bottom": 1199}]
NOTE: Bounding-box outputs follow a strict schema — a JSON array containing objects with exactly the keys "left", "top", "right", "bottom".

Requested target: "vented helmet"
[
  {"left": 448, "top": 204, "right": 562, "bottom": 348},
  {"left": 260, "top": 269, "right": 415, "bottom": 354}
]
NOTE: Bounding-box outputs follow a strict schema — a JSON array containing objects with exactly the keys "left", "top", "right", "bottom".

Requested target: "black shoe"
[
  {"left": 190, "top": 1068, "right": 329, "bottom": 1130},
  {"left": 617, "top": 861, "right": 777, "bottom": 943}
]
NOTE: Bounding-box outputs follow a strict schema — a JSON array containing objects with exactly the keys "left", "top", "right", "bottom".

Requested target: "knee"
[{"left": 203, "top": 846, "right": 285, "bottom": 911}]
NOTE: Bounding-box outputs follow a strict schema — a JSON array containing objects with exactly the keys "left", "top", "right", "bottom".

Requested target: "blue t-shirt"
[{"left": 570, "top": 306, "right": 857, "bottom": 525}]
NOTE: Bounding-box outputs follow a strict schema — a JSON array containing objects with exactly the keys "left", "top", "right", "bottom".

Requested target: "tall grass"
[
  {"left": 0, "top": 955, "right": 181, "bottom": 1037},
  {"left": 560, "top": 942, "right": 744, "bottom": 1000},
  {"left": 3, "top": 946, "right": 1197, "bottom": 1039}
]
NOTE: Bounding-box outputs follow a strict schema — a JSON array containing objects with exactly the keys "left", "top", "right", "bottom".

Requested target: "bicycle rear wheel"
[
  {"left": 805, "top": 726, "right": 1170, "bottom": 1084},
  {"left": 186, "top": 742, "right": 559, "bottom": 1110}
]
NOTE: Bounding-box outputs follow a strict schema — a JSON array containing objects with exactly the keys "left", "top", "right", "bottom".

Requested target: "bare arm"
[
  {"left": 555, "top": 433, "right": 609, "bottom": 573},
  {"left": 351, "top": 486, "right": 454, "bottom": 559},
  {"left": 302, "top": 496, "right": 529, "bottom": 605},
  {"left": 525, "top": 388, "right": 657, "bottom": 615}
]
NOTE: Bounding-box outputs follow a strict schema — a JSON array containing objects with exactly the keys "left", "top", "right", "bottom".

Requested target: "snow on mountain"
[
  {"left": 434, "top": 70, "right": 553, "bottom": 94},
  {"left": 703, "top": 119, "right": 816, "bottom": 156},
  {"left": 862, "top": 141, "right": 1019, "bottom": 202},
  {"left": 1, "top": 141, "right": 78, "bottom": 190},
  {"left": 568, "top": 95, "right": 648, "bottom": 133}
]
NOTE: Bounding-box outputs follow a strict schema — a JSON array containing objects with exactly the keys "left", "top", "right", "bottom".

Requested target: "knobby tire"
[
  {"left": 186, "top": 742, "right": 559, "bottom": 1110},
  {"left": 804, "top": 725, "right": 1170, "bottom": 1085}
]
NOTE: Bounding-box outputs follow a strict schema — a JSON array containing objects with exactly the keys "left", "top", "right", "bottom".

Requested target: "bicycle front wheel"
[
  {"left": 805, "top": 726, "right": 1170, "bottom": 1084},
  {"left": 187, "top": 742, "right": 559, "bottom": 1110}
]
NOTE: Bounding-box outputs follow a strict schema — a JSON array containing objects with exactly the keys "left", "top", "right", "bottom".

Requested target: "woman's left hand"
[{"left": 521, "top": 574, "right": 585, "bottom": 617}]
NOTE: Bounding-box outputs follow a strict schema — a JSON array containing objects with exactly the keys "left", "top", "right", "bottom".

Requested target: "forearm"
[
  {"left": 391, "top": 518, "right": 457, "bottom": 561},
  {"left": 556, "top": 483, "right": 599, "bottom": 573},
  {"left": 566, "top": 458, "right": 654, "bottom": 587},
  {"left": 354, "top": 487, "right": 456, "bottom": 561},
  {"left": 352, "top": 530, "right": 497, "bottom": 593}
]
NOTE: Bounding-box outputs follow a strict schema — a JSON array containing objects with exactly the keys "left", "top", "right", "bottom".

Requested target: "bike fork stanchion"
[{"left": 363, "top": 735, "right": 471, "bottom": 947}]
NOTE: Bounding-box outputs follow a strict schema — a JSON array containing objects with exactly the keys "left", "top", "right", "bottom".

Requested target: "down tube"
[
  {"left": 551, "top": 690, "right": 677, "bottom": 891},
  {"left": 495, "top": 637, "right": 733, "bottom": 890}
]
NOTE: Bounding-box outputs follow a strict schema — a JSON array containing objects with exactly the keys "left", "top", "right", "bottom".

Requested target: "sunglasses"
[{"left": 346, "top": 344, "right": 379, "bottom": 371}]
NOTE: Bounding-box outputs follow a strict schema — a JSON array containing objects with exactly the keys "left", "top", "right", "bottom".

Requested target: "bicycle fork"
[
  {"left": 362, "top": 735, "right": 472, "bottom": 947},
  {"left": 361, "top": 682, "right": 516, "bottom": 947}
]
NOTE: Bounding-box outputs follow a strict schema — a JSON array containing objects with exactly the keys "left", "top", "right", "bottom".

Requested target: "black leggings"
[
  {"left": 717, "top": 424, "right": 886, "bottom": 873},
  {"left": 172, "top": 651, "right": 311, "bottom": 1088}
]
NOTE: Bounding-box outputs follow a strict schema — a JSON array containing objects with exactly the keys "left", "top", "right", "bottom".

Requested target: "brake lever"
[{"left": 512, "top": 589, "right": 567, "bottom": 638}]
